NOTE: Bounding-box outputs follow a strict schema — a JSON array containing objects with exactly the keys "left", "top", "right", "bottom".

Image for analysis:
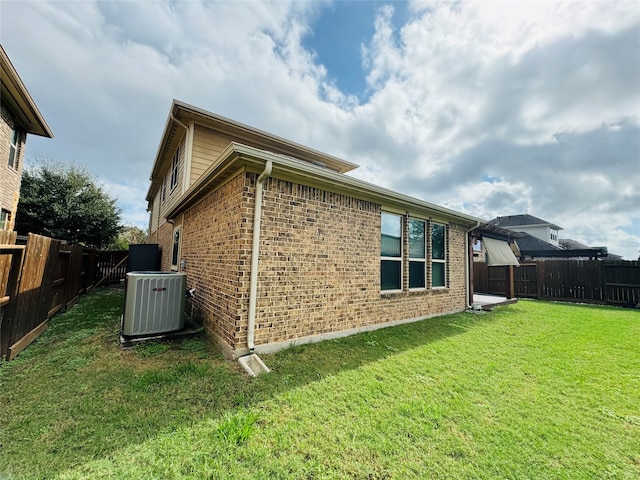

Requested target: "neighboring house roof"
[
  {"left": 488, "top": 214, "right": 562, "bottom": 231},
  {"left": 515, "top": 233, "right": 562, "bottom": 252},
  {"left": 560, "top": 238, "right": 622, "bottom": 260},
  {"left": 0, "top": 45, "right": 53, "bottom": 138},
  {"left": 559, "top": 238, "right": 590, "bottom": 250}
]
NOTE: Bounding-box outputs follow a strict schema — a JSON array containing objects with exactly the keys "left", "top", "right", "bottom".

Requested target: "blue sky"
[
  {"left": 1, "top": 1, "right": 639, "bottom": 259},
  {"left": 303, "top": 1, "right": 409, "bottom": 99}
]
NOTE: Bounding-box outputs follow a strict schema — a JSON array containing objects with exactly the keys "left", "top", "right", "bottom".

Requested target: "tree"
[
  {"left": 16, "top": 161, "right": 122, "bottom": 249},
  {"left": 107, "top": 226, "right": 148, "bottom": 251}
]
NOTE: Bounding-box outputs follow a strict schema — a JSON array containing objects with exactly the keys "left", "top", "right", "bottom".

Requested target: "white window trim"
[
  {"left": 431, "top": 222, "right": 447, "bottom": 289},
  {"left": 408, "top": 217, "right": 427, "bottom": 291},
  {"left": 8, "top": 128, "right": 18, "bottom": 169},
  {"left": 170, "top": 144, "right": 180, "bottom": 192},
  {"left": 381, "top": 212, "right": 403, "bottom": 293},
  {"left": 171, "top": 225, "right": 182, "bottom": 271}
]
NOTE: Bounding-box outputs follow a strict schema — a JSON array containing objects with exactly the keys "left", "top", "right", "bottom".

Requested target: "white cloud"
[{"left": 2, "top": 0, "right": 639, "bottom": 258}]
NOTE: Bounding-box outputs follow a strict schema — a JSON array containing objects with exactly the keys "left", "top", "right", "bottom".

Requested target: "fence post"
[
  {"left": 601, "top": 261, "right": 608, "bottom": 304},
  {"left": 0, "top": 245, "right": 25, "bottom": 359},
  {"left": 506, "top": 265, "right": 515, "bottom": 299}
]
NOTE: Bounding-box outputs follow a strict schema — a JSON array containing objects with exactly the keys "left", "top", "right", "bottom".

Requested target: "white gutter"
[
  {"left": 247, "top": 160, "right": 273, "bottom": 351},
  {"left": 466, "top": 221, "right": 481, "bottom": 308},
  {"left": 170, "top": 112, "right": 189, "bottom": 131}
]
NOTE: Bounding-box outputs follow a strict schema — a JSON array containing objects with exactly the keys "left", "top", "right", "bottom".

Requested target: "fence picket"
[
  {"left": 474, "top": 260, "right": 639, "bottom": 306},
  {"left": 0, "top": 230, "right": 132, "bottom": 360}
]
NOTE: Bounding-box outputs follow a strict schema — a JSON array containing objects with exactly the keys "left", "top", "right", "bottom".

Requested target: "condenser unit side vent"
[{"left": 123, "top": 272, "right": 186, "bottom": 336}]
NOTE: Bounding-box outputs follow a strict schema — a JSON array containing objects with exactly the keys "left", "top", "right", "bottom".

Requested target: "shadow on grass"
[{"left": 0, "top": 286, "right": 515, "bottom": 478}]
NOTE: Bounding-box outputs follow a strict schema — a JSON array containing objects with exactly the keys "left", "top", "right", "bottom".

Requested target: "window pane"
[
  {"left": 381, "top": 260, "right": 401, "bottom": 290},
  {"left": 432, "top": 262, "right": 445, "bottom": 287},
  {"left": 381, "top": 213, "right": 401, "bottom": 257},
  {"left": 409, "top": 261, "right": 425, "bottom": 289},
  {"left": 408, "top": 219, "right": 425, "bottom": 259},
  {"left": 432, "top": 223, "right": 445, "bottom": 260},
  {"left": 8, "top": 146, "right": 15, "bottom": 168},
  {"left": 172, "top": 230, "right": 180, "bottom": 266}
]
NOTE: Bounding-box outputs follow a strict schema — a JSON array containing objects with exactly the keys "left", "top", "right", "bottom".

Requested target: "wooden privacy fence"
[
  {"left": 474, "top": 260, "right": 640, "bottom": 306},
  {"left": 0, "top": 232, "right": 130, "bottom": 360}
]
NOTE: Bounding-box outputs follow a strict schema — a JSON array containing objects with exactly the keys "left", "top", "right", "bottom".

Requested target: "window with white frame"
[
  {"left": 7, "top": 128, "right": 18, "bottom": 169},
  {"left": 0, "top": 209, "right": 10, "bottom": 230},
  {"left": 408, "top": 218, "right": 426, "bottom": 289},
  {"left": 170, "top": 144, "right": 180, "bottom": 192},
  {"left": 171, "top": 226, "right": 181, "bottom": 270},
  {"left": 431, "top": 223, "right": 447, "bottom": 287},
  {"left": 381, "top": 212, "right": 402, "bottom": 291}
]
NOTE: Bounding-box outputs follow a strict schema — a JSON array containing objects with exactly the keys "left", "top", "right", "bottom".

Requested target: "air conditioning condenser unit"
[{"left": 122, "top": 271, "right": 186, "bottom": 336}]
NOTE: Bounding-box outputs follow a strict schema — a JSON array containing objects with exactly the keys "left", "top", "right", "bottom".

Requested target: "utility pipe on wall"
[
  {"left": 247, "top": 160, "right": 273, "bottom": 351},
  {"left": 465, "top": 221, "right": 481, "bottom": 308}
]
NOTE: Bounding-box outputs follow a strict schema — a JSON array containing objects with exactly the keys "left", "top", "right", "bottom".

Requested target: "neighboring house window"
[
  {"left": 381, "top": 212, "right": 402, "bottom": 291},
  {"left": 550, "top": 229, "right": 558, "bottom": 241},
  {"left": 170, "top": 145, "right": 180, "bottom": 192},
  {"left": 7, "top": 128, "right": 18, "bottom": 169},
  {"left": 0, "top": 209, "right": 10, "bottom": 230},
  {"left": 408, "top": 218, "right": 426, "bottom": 289},
  {"left": 171, "top": 226, "right": 181, "bottom": 271},
  {"left": 431, "top": 223, "right": 447, "bottom": 288},
  {"left": 161, "top": 180, "right": 166, "bottom": 204}
]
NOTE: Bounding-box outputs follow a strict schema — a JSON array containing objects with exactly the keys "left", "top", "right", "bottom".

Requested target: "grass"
[{"left": 1, "top": 288, "right": 638, "bottom": 479}]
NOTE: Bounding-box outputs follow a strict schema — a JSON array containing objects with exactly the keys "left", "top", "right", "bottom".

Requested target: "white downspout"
[
  {"left": 247, "top": 160, "right": 273, "bottom": 351},
  {"left": 466, "top": 221, "right": 481, "bottom": 308}
]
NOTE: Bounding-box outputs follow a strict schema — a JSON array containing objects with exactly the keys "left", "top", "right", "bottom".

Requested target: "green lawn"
[{"left": 1, "top": 288, "right": 638, "bottom": 479}]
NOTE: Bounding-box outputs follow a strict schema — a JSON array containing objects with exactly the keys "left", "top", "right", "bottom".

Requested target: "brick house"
[
  {"left": 0, "top": 45, "right": 53, "bottom": 230},
  {"left": 147, "top": 100, "right": 481, "bottom": 359}
]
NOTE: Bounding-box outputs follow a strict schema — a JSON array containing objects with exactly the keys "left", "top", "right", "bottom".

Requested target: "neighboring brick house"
[
  {"left": 0, "top": 45, "right": 53, "bottom": 230},
  {"left": 147, "top": 100, "right": 481, "bottom": 359}
]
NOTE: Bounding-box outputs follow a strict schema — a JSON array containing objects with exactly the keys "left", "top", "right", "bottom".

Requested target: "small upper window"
[
  {"left": 171, "top": 227, "right": 181, "bottom": 270},
  {"left": 0, "top": 209, "right": 10, "bottom": 230},
  {"left": 170, "top": 145, "right": 180, "bottom": 191},
  {"left": 8, "top": 129, "right": 18, "bottom": 169}
]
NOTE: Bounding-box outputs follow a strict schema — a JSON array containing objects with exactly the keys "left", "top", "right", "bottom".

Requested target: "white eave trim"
[{"left": 167, "top": 142, "right": 483, "bottom": 226}]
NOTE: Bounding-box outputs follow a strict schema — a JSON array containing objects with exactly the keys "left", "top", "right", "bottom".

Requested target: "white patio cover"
[{"left": 483, "top": 237, "right": 520, "bottom": 266}]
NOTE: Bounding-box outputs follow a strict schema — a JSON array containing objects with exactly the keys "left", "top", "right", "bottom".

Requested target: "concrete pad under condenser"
[{"left": 238, "top": 353, "right": 271, "bottom": 376}]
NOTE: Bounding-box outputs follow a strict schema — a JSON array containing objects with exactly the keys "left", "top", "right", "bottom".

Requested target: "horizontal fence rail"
[
  {"left": 0, "top": 231, "right": 131, "bottom": 360},
  {"left": 474, "top": 260, "right": 640, "bottom": 306}
]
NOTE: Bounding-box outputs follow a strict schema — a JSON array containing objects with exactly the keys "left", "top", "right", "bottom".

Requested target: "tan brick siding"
[
  {"left": 162, "top": 170, "right": 468, "bottom": 357},
  {"left": 179, "top": 172, "right": 250, "bottom": 353},
  {"left": 248, "top": 175, "right": 468, "bottom": 351},
  {"left": 0, "top": 104, "right": 26, "bottom": 220}
]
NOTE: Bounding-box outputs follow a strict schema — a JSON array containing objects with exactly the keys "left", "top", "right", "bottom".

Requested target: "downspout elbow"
[{"left": 247, "top": 160, "right": 273, "bottom": 352}]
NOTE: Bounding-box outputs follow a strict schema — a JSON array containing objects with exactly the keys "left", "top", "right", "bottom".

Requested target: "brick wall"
[
  {"left": 174, "top": 171, "right": 469, "bottom": 357},
  {"left": 180, "top": 173, "right": 250, "bottom": 355},
  {"left": 248, "top": 175, "right": 468, "bottom": 351},
  {"left": 0, "top": 104, "right": 26, "bottom": 219},
  {"left": 154, "top": 222, "right": 174, "bottom": 272}
]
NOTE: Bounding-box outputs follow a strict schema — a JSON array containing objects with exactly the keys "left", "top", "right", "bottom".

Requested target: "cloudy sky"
[{"left": 2, "top": 0, "right": 639, "bottom": 259}]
